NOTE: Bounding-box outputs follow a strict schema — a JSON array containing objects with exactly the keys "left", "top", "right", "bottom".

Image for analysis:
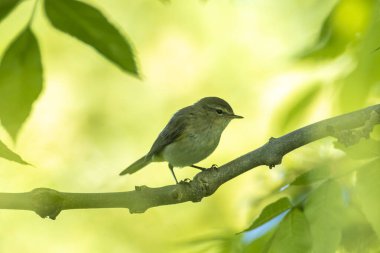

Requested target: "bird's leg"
[
  {"left": 180, "top": 178, "right": 192, "bottom": 184},
  {"left": 191, "top": 164, "right": 207, "bottom": 171},
  {"left": 168, "top": 164, "right": 179, "bottom": 184}
]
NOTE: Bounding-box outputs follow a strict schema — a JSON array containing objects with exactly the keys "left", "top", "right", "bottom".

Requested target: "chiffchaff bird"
[{"left": 119, "top": 97, "right": 243, "bottom": 184}]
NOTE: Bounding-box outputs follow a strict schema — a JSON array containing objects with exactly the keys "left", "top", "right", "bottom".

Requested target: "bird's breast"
[{"left": 161, "top": 123, "right": 222, "bottom": 167}]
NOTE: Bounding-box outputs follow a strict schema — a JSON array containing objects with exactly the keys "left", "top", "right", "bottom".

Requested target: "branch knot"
[{"left": 31, "top": 188, "right": 63, "bottom": 220}]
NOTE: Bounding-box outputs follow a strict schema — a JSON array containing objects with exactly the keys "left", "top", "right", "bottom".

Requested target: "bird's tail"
[{"left": 119, "top": 156, "right": 150, "bottom": 176}]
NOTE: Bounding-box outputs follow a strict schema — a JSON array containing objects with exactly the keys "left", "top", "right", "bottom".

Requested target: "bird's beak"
[{"left": 229, "top": 113, "right": 243, "bottom": 119}]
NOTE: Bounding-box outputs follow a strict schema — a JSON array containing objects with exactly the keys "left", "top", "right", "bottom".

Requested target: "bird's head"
[{"left": 194, "top": 97, "right": 243, "bottom": 129}]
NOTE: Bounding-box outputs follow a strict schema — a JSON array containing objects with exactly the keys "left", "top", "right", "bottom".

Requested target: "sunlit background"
[{"left": 0, "top": 0, "right": 379, "bottom": 252}]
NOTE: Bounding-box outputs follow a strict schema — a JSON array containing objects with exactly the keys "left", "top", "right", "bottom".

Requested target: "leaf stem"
[{"left": 28, "top": 0, "right": 39, "bottom": 27}]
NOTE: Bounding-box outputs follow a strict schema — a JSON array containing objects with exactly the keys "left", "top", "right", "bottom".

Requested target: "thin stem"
[{"left": 28, "top": 0, "right": 39, "bottom": 27}]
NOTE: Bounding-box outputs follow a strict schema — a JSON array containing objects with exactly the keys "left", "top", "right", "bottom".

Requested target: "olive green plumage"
[{"left": 120, "top": 97, "right": 242, "bottom": 183}]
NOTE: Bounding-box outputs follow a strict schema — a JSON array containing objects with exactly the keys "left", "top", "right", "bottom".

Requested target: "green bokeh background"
[{"left": 0, "top": 0, "right": 379, "bottom": 252}]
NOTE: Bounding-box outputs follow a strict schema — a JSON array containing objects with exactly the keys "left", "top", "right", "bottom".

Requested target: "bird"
[{"left": 119, "top": 97, "right": 243, "bottom": 184}]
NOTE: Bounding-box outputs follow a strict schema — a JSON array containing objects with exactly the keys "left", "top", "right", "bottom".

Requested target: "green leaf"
[
  {"left": 297, "top": 5, "right": 335, "bottom": 59},
  {"left": 291, "top": 166, "right": 330, "bottom": 185},
  {"left": 340, "top": 206, "right": 380, "bottom": 253},
  {"left": 0, "top": 138, "right": 28, "bottom": 164},
  {"left": 44, "top": 0, "right": 139, "bottom": 77},
  {"left": 243, "top": 229, "right": 275, "bottom": 253},
  {"left": 338, "top": 1, "right": 380, "bottom": 111},
  {"left": 304, "top": 180, "right": 344, "bottom": 253},
  {"left": 183, "top": 232, "right": 243, "bottom": 253},
  {"left": 264, "top": 209, "right": 312, "bottom": 253},
  {"left": 334, "top": 138, "right": 380, "bottom": 160},
  {"left": 0, "top": 0, "right": 21, "bottom": 23},
  {"left": 0, "top": 28, "right": 43, "bottom": 140},
  {"left": 242, "top": 197, "right": 292, "bottom": 233},
  {"left": 278, "top": 84, "right": 321, "bottom": 133},
  {"left": 356, "top": 159, "right": 380, "bottom": 238},
  {"left": 299, "top": 0, "right": 371, "bottom": 60}
]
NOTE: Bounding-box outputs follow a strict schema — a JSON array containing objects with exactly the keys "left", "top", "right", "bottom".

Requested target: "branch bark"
[{"left": 1, "top": 105, "right": 379, "bottom": 219}]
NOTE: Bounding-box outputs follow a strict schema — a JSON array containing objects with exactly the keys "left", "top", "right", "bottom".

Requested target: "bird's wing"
[{"left": 146, "top": 107, "right": 190, "bottom": 158}]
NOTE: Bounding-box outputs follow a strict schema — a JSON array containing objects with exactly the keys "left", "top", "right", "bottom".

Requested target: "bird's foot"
[
  {"left": 179, "top": 178, "right": 192, "bottom": 184},
  {"left": 209, "top": 164, "right": 219, "bottom": 170}
]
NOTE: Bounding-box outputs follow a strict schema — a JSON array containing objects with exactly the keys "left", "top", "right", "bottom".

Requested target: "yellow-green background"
[{"left": 0, "top": 0, "right": 378, "bottom": 252}]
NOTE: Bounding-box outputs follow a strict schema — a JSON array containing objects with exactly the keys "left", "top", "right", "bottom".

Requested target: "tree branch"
[{"left": 1, "top": 105, "right": 379, "bottom": 219}]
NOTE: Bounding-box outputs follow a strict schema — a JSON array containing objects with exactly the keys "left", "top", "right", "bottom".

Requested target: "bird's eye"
[{"left": 216, "top": 109, "right": 223, "bottom": 115}]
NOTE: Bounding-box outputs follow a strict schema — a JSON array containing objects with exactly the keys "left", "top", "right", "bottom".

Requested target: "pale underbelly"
[{"left": 160, "top": 134, "right": 220, "bottom": 167}]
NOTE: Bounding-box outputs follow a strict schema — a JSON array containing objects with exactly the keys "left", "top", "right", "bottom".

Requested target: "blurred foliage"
[
  {"left": 303, "top": 180, "right": 344, "bottom": 253},
  {"left": 239, "top": 157, "right": 379, "bottom": 253},
  {"left": 356, "top": 159, "right": 380, "bottom": 237},
  {"left": 264, "top": 209, "right": 312, "bottom": 253},
  {"left": 0, "top": 0, "right": 138, "bottom": 142},
  {"left": 0, "top": 0, "right": 379, "bottom": 252},
  {"left": 290, "top": 166, "right": 330, "bottom": 185},
  {"left": 278, "top": 83, "right": 321, "bottom": 132},
  {"left": 337, "top": 0, "right": 380, "bottom": 112},
  {"left": 298, "top": 0, "right": 371, "bottom": 60},
  {"left": 334, "top": 138, "right": 380, "bottom": 159},
  {"left": 241, "top": 197, "right": 291, "bottom": 233},
  {"left": 0, "top": 0, "right": 21, "bottom": 22},
  {"left": 184, "top": 232, "right": 245, "bottom": 253}
]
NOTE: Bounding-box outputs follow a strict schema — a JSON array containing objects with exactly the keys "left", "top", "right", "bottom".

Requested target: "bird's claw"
[
  {"left": 210, "top": 164, "right": 219, "bottom": 170},
  {"left": 180, "top": 178, "right": 192, "bottom": 184}
]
